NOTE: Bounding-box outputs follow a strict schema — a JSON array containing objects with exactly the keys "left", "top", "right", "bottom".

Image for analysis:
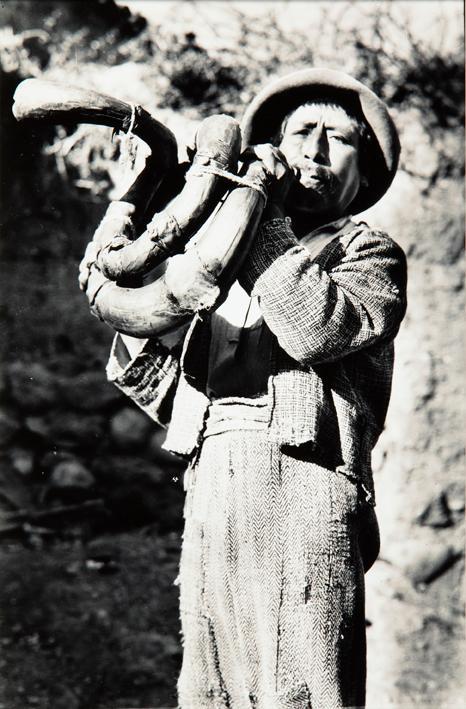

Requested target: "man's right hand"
[{"left": 241, "top": 143, "right": 298, "bottom": 221}]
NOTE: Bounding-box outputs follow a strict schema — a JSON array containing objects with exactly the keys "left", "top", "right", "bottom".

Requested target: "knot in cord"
[{"left": 118, "top": 103, "right": 138, "bottom": 172}]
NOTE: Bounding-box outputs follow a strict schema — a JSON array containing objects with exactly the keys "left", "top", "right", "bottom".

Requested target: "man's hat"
[{"left": 241, "top": 67, "right": 401, "bottom": 214}]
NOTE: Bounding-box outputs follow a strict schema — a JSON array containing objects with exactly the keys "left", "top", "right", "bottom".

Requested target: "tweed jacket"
[{"left": 107, "top": 217, "right": 407, "bottom": 504}]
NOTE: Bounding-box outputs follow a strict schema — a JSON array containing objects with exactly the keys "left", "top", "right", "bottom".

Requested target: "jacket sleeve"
[
  {"left": 239, "top": 218, "right": 407, "bottom": 365},
  {"left": 105, "top": 327, "right": 187, "bottom": 427}
]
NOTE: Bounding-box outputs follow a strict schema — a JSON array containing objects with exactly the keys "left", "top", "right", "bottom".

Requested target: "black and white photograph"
[{"left": 0, "top": 1, "right": 464, "bottom": 707}]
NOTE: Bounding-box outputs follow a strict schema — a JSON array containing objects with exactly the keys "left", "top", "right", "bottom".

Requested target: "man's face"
[{"left": 278, "top": 103, "right": 363, "bottom": 218}]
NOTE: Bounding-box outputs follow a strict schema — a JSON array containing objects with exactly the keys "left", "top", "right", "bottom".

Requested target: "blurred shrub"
[
  {"left": 156, "top": 33, "right": 243, "bottom": 113},
  {"left": 141, "top": 2, "right": 463, "bottom": 187},
  {"left": 0, "top": 0, "right": 146, "bottom": 67},
  {"left": 346, "top": 6, "right": 464, "bottom": 185},
  {"left": 1, "top": 1, "right": 463, "bottom": 208}
]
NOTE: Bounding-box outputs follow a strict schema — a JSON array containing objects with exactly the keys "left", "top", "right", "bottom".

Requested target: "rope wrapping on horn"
[
  {"left": 117, "top": 102, "right": 138, "bottom": 173},
  {"left": 187, "top": 162, "right": 268, "bottom": 204}
]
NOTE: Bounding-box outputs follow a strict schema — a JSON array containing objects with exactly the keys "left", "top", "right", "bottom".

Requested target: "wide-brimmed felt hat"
[{"left": 241, "top": 67, "right": 401, "bottom": 214}]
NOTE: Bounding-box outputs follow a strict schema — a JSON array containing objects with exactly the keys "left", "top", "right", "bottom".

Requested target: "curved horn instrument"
[
  {"left": 12, "top": 78, "right": 179, "bottom": 224},
  {"left": 87, "top": 159, "right": 267, "bottom": 337},
  {"left": 12, "top": 79, "right": 268, "bottom": 337}
]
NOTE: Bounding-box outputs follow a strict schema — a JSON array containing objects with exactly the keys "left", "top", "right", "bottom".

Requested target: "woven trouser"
[{"left": 177, "top": 430, "right": 369, "bottom": 709}]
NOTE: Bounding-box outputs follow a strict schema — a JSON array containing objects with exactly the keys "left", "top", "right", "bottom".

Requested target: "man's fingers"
[
  {"left": 252, "top": 145, "right": 274, "bottom": 174},
  {"left": 253, "top": 144, "right": 283, "bottom": 175},
  {"left": 241, "top": 144, "right": 284, "bottom": 162},
  {"left": 78, "top": 262, "right": 93, "bottom": 291},
  {"left": 78, "top": 241, "right": 100, "bottom": 292}
]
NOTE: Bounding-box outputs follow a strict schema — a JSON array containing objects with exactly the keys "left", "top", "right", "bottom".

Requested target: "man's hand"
[
  {"left": 78, "top": 241, "right": 109, "bottom": 310},
  {"left": 241, "top": 143, "right": 298, "bottom": 221},
  {"left": 78, "top": 240, "right": 100, "bottom": 293}
]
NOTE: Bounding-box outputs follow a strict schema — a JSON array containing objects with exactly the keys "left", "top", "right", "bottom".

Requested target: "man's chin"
[{"left": 286, "top": 184, "right": 333, "bottom": 215}]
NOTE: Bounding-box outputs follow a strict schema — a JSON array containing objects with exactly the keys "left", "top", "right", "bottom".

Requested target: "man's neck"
[{"left": 288, "top": 207, "right": 346, "bottom": 239}]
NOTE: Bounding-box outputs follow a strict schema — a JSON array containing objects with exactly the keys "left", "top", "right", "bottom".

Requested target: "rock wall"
[{"left": 360, "top": 172, "right": 465, "bottom": 706}]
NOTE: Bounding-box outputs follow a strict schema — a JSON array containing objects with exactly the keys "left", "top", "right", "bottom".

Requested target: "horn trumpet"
[{"left": 12, "top": 79, "right": 267, "bottom": 337}]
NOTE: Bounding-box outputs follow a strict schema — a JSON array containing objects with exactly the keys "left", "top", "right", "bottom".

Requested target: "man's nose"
[{"left": 304, "top": 122, "right": 329, "bottom": 164}]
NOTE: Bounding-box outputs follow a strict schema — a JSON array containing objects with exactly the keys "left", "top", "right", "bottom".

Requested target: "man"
[{"left": 100, "top": 69, "right": 407, "bottom": 707}]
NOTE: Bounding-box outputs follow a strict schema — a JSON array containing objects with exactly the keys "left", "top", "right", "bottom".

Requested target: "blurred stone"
[
  {"left": 48, "top": 411, "right": 106, "bottom": 448},
  {"left": 85, "top": 558, "right": 119, "bottom": 575},
  {"left": 407, "top": 351, "right": 436, "bottom": 412},
  {"left": 91, "top": 455, "right": 166, "bottom": 486},
  {"left": 164, "top": 530, "right": 182, "bottom": 552},
  {"left": 7, "top": 362, "right": 60, "bottom": 413},
  {"left": 109, "top": 407, "right": 153, "bottom": 450},
  {"left": 416, "top": 493, "right": 452, "bottom": 528},
  {"left": 444, "top": 481, "right": 465, "bottom": 514},
  {"left": 39, "top": 449, "right": 75, "bottom": 473},
  {"left": 395, "top": 543, "right": 462, "bottom": 586},
  {"left": 25, "top": 415, "right": 49, "bottom": 439},
  {"left": 59, "top": 370, "right": 122, "bottom": 411},
  {"left": 0, "top": 459, "right": 33, "bottom": 513},
  {"left": 49, "top": 459, "right": 95, "bottom": 490},
  {"left": 85, "top": 607, "right": 113, "bottom": 627},
  {"left": 0, "top": 407, "right": 22, "bottom": 446},
  {"left": 382, "top": 530, "right": 461, "bottom": 584},
  {"left": 46, "top": 352, "right": 83, "bottom": 377},
  {"left": 120, "top": 630, "right": 180, "bottom": 672},
  {"left": 53, "top": 687, "right": 80, "bottom": 709},
  {"left": 8, "top": 445, "right": 35, "bottom": 476},
  {"left": 64, "top": 560, "right": 81, "bottom": 577},
  {"left": 85, "top": 540, "right": 121, "bottom": 573}
]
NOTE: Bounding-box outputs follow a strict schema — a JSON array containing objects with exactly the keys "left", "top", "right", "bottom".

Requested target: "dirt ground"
[
  {"left": 0, "top": 528, "right": 184, "bottom": 709},
  {"left": 1, "top": 509, "right": 463, "bottom": 709}
]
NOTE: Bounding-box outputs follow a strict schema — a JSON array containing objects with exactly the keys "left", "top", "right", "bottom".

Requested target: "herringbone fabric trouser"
[{"left": 177, "top": 430, "right": 367, "bottom": 708}]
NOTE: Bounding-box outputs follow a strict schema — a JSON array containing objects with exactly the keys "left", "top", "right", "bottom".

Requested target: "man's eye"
[{"left": 329, "top": 134, "right": 348, "bottom": 144}]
